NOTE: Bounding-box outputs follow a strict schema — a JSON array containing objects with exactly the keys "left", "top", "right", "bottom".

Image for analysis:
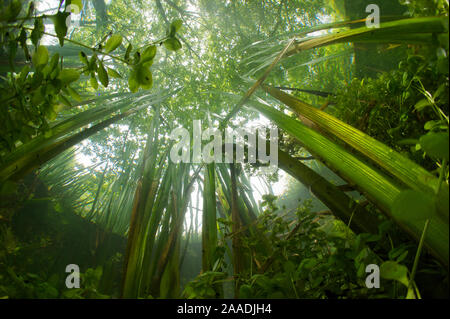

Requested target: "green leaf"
[
  {"left": 168, "top": 19, "right": 183, "bottom": 37},
  {"left": 391, "top": 190, "right": 436, "bottom": 222},
  {"left": 50, "top": 12, "right": 70, "bottom": 46},
  {"left": 79, "top": 51, "right": 89, "bottom": 65},
  {"left": 90, "top": 73, "right": 98, "bottom": 90},
  {"left": 58, "top": 94, "right": 72, "bottom": 107},
  {"left": 419, "top": 131, "right": 449, "bottom": 160},
  {"left": 124, "top": 43, "right": 132, "bottom": 61},
  {"left": 18, "top": 28, "right": 30, "bottom": 59},
  {"left": 0, "top": 180, "right": 17, "bottom": 195},
  {"left": 380, "top": 261, "right": 409, "bottom": 287},
  {"left": 163, "top": 37, "right": 182, "bottom": 51},
  {"left": 32, "top": 45, "right": 49, "bottom": 68},
  {"left": 414, "top": 98, "right": 432, "bottom": 111},
  {"left": 70, "top": 0, "right": 83, "bottom": 11},
  {"left": 0, "top": 0, "right": 22, "bottom": 22},
  {"left": 239, "top": 285, "right": 252, "bottom": 298},
  {"left": 107, "top": 67, "right": 122, "bottom": 79},
  {"left": 97, "top": 61, "right": 109, "bottom": 87},
  {"left": 67, "top": 87, "right": 82, "bottom": 102},
  {"left": 43, "top": 53, "right": 60, "bottom": 78},
  {"left": 140, "top": 45, "right": 156, "bottom": 63},
  {"left": 437, "top": 57, "right": 449, "bottom": 75},
  {"left": 104, "top": 34, "right": 122, "bottom": 53},
  {"left": 424, "top": 120, "right": 447, "bottom": 131},
  {"left": 58, "top": 69, "right": 80, "bottom": 85},
  {"left": 31, "top": 17, "right": 45, "bottom": 47},
  {"left": 89, "top": 54, "right": 98, "bottom": 71},
  {"left": 135, "top": 64, "right": 153, "bottom": 89},
  {"left": 128, "top": 71, "right": 139, "bottom": 93}
]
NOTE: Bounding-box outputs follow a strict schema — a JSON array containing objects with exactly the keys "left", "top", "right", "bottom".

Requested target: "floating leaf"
[
  {"left": 50, "top": 12, "right": 70, "bottom": 46},
  {"left": 97, "top": 60, "right": 109, "bottom": 87},
  {"left": 163, "top": 37, "right": 182, "bottom": 51},
  {"left": 391, "top": 190, "right": 436, "bottom": 222},
  {"left": 419, "top": 131, "right": 449, "bottom": 160},
  {"left": 104, "top": 34, "right": 122, "bottom": 53},
  {"left": 380, "top": 261, "right": 409, "bottom": 287},
  {"left": 32, "top": 45, "right": 49, "bottom": 68}
]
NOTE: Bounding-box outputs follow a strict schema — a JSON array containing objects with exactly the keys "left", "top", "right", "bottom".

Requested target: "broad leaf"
[
  {"left": 105, "top": 34, "right": 122, "bottom": 53},
  {"left": 32, "top": 45, "right": 49, "bottom": 68},
  {"left": 380, "top": 261, "right": 409, "bottom": 287},
  {"left": 58, "top": 69, "right": 80, "bottom": 85},
  {"left": 97, "top": 60, "right": 109, "bottom": 87},
  {"left": 164, "top": 37, "right": 182, "bottom": 51},
  {"left": 391, "top": 190, "right": 436, "bottom": 222},
  {"left": 50, "top": 12, "right": 70, "bottom": 46},
  {"left": 419, "top": 131, "right": 449, "bottom": 160}
]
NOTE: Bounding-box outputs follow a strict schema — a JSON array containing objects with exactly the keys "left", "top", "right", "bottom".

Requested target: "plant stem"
[
  {"left": 408, "top": 218, "right": 430, "bottom": 297},
  {"left": 437, "top": 159, "right": 447, "bottom": 195}
]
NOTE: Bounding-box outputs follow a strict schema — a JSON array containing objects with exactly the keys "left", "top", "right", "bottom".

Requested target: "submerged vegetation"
[{"left": 0, "top": 0, "right": 448, "bottom": 299}]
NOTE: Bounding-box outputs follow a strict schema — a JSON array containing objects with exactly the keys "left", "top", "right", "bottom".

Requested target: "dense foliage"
[{"left": 0, "top": 0, "right": 448, "bottom": 300}]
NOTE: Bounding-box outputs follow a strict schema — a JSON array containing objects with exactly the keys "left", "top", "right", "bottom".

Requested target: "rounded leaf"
[
  {"left": 135, "top": 64, "right": 153, "bottom": 89},
  {"left": 140, "top": 45, "right": 157, "bottom": 63},
  {"left": 105, "top": 34, "right": 122, "bottom": 53},
  {"left": 419, "top": 131, "right": 449, "bottom": 160},
  {"left": 128, "top": 70, "right": 139, "bottom": 93},
  {"left": 380, "top": 261, "right": 409, "bottom": 287},
  {"left": 163, "top": 37, "right": 182, "bottom": 51},
  {"left": 58, "top": 68, "right": 80, "bottom": 85}
]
